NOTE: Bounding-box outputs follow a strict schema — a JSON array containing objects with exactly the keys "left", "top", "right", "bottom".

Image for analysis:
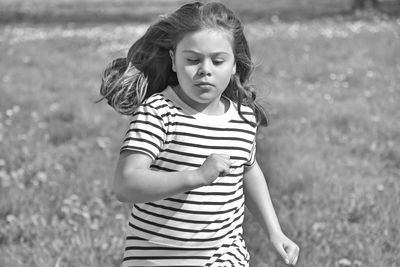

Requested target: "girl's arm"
[
  {"left": 243, "top": 160, "right": 300, "bottom": 266},
  {"left": 113, "top": 151, "right": 231, "bottom": 203}
]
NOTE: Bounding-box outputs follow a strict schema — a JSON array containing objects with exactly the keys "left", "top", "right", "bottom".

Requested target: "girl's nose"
[{"left": 197, "top": 60, "right": 212, "bottom": 76}]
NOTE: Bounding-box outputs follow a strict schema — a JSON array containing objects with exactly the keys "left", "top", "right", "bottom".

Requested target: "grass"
[
  {"left": 0, "top": 1, "right": 400, "bottom": 266},
  {"left": 1, "top": 0, "right": 399, "bottom": 24}
]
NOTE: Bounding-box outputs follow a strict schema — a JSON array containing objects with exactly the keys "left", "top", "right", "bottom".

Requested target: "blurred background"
[{"left": 0, "top": 0, "right": 399, "bottom": 266}]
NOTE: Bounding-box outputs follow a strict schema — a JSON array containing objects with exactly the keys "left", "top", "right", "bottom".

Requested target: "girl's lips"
[
  {"left": 195, "top": 82, "right": 215, "bottom": 88},
  {"left": 195, "top": 84, "right": 214, "bottom": 90}
]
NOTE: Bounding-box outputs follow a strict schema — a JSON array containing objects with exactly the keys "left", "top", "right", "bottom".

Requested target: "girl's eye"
[
  {"left": 186, "top": 59, "right": 199, "bottom": 64},
  {"left": 213, "top": 60, "right": 224, "bottom": 65}
]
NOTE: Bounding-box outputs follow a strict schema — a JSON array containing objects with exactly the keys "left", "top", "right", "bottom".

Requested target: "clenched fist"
[{"left": 197, "top": 153, "right": 232, "bottom": 185}]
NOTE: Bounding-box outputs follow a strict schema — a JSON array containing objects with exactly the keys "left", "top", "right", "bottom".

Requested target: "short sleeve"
[
  {"left": 244, "top": 139, "right": 256, "bottom": 167},
  {"left": 120, "top": 104, "right": 166, "bottom": 160}
]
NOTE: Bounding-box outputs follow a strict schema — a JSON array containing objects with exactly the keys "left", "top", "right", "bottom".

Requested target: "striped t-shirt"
[{"left": 120, "top": 86, "right": 257, "bottom": 266}]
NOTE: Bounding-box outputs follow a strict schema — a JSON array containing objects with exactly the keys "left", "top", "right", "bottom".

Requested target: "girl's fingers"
[
  {"left": 286, "top": 243, "right": 300, "bottom": 265},
  {"left": 274, "top": 243, "right": 290, "bottom": 265},
  {"left": 292, "top": 253, "right": 299, "bottom": 266}
]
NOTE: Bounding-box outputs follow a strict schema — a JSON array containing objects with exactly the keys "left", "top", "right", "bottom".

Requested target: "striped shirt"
[{"left": 120, "top": 86, "right": 257, "bottom": 266}]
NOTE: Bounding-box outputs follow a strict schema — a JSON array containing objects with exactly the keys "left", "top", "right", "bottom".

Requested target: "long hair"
[{"left": 99, "top": 1, "right": 268, "bottom": 126}]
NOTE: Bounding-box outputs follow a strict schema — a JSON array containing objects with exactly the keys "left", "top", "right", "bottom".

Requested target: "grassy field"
[
  {"left": 1, "top": 0, "right": 398, "bottom": 24},
  {"left": 0, "top": 0, "right": 400, "bottom": 266}
]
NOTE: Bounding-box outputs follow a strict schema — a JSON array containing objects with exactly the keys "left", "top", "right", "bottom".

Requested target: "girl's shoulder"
[
  {"left": 140, "top": 91, "right": 181, "bottom": 116},
  {"left": 232, "top": 102, "right": 257, "bottom": 127}
]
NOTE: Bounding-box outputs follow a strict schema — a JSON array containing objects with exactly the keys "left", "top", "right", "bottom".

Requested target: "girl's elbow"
[
  {"left": 113, "top": 181, "right": 130, "bottom": 203},
  {"left": 113, "top": 171, "right": 144, "bottom": 203},
  {"left": 113, "top": 172, "right": 134, "bottom": 203}
]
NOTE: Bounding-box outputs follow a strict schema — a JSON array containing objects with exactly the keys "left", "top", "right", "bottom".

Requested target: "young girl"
[{"left": 100, "top": 2, "right": 299, "bottom": 266}]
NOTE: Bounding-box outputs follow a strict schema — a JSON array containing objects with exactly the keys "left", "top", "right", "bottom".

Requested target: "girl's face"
[{"left": 170, "top": 28, "right": 236, "bottom": 113}]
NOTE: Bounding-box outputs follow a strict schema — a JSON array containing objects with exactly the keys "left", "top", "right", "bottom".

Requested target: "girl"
[{"left": 100, "top": 2, "right": 299, "bottom": 266}]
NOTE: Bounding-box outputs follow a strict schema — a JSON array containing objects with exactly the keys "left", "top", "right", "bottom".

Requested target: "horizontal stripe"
[
  {"left": 149, "top": 165, "right": 175, "bottom": 172},
  {"left": 156, "top": 156, "right": 200, "bottom": 168},
  {"left": 186, "top": 184, "right": 243, "bottom": 196},
  {"left": 166, "top": 131, "right": 253, "bottom": 144},
  {"left": 133, "top": 205, "right": 231, "bottom": 225},
  {"left": 165, "top": 192, "right": 243, "bottom": 206},
  {"left": 129, "top": 209, "right": 243, "bottom": 234},
  {"left": 145, "top": 202, "right": 239, "bottom": 215},
  {"left": 125, "top": 245, "right": 217, "bottom": 251},
  {"left": 129, "top": 219, "right": 243, "bottom": 243},
  {"left": 155, "top": 158, "right": 243, "bottom": 170},
  {"left": 164, "top": 140, "right": 250, "bottom": 152},
  {"left": 120, "top": 146, "right": 156, "bottom": 159},
  {"left": 131, "top": 110, "right": 163, "bottom": 122},
  {"left": 165, "top": 121, "right": 255, "bottom": 135},
  {"left": 130, "top": 205, "right": 245, "bottom": 237},
  {"left": 126, "top": 129, "right": 164, "bottom": 142},
  {"left": 160, "top": 148, "right": 250, "bottom": 162},
  {"left": 229, "top": 119, "right": 256, "bottom": 125},
  {"left": 123, "top": 137, "right": 161, "bottom": 149},
  {"left": 130, "top": 119, "right": 166, "bottom": 133},
  {"left": 144, "top": 103, "right": 181, "bottom": 112},
  {"left": 142, "top": 96, "right": 163, "bottom": 106},
  {"left": 124, "top": 255, "right": 209, "bottom": 260}
]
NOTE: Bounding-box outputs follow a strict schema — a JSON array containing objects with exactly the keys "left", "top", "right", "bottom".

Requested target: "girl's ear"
[
  {"left": 169, "top": 50, "right": 176, "bottom": 72},
  {"left": 232, "top": 62, "right": 236, "bottom": 75}
]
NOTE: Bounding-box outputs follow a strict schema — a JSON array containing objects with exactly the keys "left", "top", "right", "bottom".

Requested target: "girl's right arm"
[{"left": 114, "top": 151, "right": 231, "bottom": 203}]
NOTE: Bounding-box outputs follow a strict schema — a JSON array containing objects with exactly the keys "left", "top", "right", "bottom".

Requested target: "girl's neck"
[{"left": 172, "top": 86, "right": 229, "bottom": 116}]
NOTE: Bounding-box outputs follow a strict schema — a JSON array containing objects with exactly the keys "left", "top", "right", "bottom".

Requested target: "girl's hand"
[
  {"left": 270, "top": 231, "right": 300, "bottom": 266},
  {"left": 197, "top": 153, "right": 231, "bottom": 185}
]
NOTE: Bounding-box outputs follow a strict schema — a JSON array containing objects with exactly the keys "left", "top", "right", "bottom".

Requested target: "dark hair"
[{"left": 99, "top": 1, "right": 268, "bottom": 126}]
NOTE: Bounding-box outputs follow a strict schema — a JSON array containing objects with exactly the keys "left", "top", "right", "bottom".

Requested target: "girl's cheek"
[{"left": 183, "top": 66, "right": 198, "bottom": 75}]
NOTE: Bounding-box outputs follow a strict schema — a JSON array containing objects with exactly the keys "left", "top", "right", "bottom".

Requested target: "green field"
[{"left": 0, "top": 0, "right": 400, "bottom": 266}]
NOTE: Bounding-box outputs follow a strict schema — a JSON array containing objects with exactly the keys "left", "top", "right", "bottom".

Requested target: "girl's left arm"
[{"left": 243, "top": 160, "right": 300, "bottom": 266}]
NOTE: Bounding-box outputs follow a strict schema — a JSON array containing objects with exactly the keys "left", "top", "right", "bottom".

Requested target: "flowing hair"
[{"left": 99, "top": 1, "right": 268, "bottom": 126}]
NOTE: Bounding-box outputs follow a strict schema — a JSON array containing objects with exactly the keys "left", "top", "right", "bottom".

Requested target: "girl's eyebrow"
[{"left": 182, "top": 50, "right": 230, "bottom": 56}]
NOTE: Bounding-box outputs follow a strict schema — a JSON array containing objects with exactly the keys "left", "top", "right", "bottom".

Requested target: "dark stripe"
[
  {"left": 150, "top": 165, "right": 176, "bottom": 172},
  {"left": 229, "top": 119, "right": 256, "bottom": 125},
  {"left": 130, "top": 119, "right": 166, "bottom": 133},
  {"left": 234, "top": 242, "right": 247, "bottom": 260},
  {"left": 133, "top": 202, "right": 244, "bottom": 231},
  {"left": 145, "top": 202, "right": 239, "bottom": 215},
  {"left": 165, "top": 192, "right": 243, "bottom": 206},
  {"left": 128, "top": 220, "right": 243, "bottom": 243},
  {"left": 126, "top": 128, "right": 164, "bottom": 142},
  {"left": 157, "top": 157, "right": 200, "bottom": 168},
  {"left": 226, "top": 251, "right": 243, "bottom": 264},
  {"left": 129, "top": 214, "right": 228, "bottom": 234},
  {"left": 164, "top": 140, "right": 250, "bottom": 153},
  {"left": 125, "top": 245, "right": 217, "bottom": 251},
  {"left": 161, "top": 148, "right": 249, "bottom": 162},
  {"left": 161, "top": 148, "right": 208, "bottom": 159},
  {"left": 151, "top": 159, "right": 245, "bottom": 177},
  {"left": 166, "top": 131, "right": 253, "bottom": 144},
  {"left": 123, "top": 255, "right": 209, "bottom": 261},
  {"left": 143, "top": 96, "right": 163, "bottom": 106},
  {"left": 131, "top": 205, "right": 245, "bottom": 237},
  {"left": 120, "top": 146, "right": 156, "bottom": 159},
  {"left": 133, "top": 205, "right": 229, "bottom": 225},
  {"left": 164, "top": 121, "right": 255, "bottom": 135},
  {"left": 187, "top": 184, "right": 243, "bottom": 196},
  {"left": 124, "top": 265, "right": 200, "bottom": 267},
  {"left": 131, "top": 111, "right": 163, "bottom": 122},
  {"left": 155, "top": 158, "right": 244, "bottom": 170},
  {"left": 215, "top": 258, "right": 235, "bottom": 266},
  {"left": 123, "top": 137, "right": 160, "bottom": 149}
]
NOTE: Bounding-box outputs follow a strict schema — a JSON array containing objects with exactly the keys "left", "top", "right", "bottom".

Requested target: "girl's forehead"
[{"left": 176, "top": 28, "right": 234, "bottom": 54}]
